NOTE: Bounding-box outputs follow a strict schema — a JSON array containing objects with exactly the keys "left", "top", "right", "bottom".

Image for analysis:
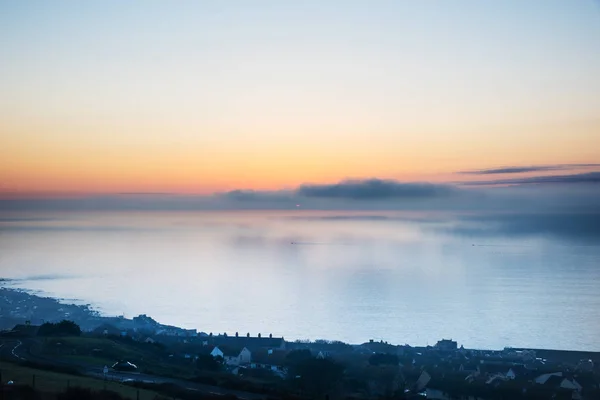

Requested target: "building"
[
  {"left": 210, "top": 346, "right": 224, "bottom": 359},
  {"left": 576, "top": 359, "right": 594, "bottom": 372},
  {"left": 316, "top": 350, "right": 329, "bottom": 359},
  {"left": 250, "top": 349, "right": 288, "bottom": 376},
  {"left": 92, "top": 324, "right": 120, "bottom": 336},
  {"left": 3, "top": 324, "right": 40, "bottom": 337},
  {"left": 503, "top": 348, "right": 536, "bottom": 361},
  {"left": 435, "top": 339, "right": 457, "bottom": 351},
  {"left": 361, "top": 340, "right": 398, "bottom": 355},
  {"left": 210, "top": 334, "right": 285, "bottom": 351},
  {"left": 536, "top": 373, "right": 582, "bottom": 397},
  {"left": 535, "top": 372, "right": 563, "bottom": 384},
  {"left": 222, "top": 347, "right": 251, "bottom": 366}
]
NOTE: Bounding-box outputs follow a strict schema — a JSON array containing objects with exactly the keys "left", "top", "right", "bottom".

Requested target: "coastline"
[
  {"left": 0, "top": 285, "right": 191, "bottom": 337},
  {"left": 2, "top": 284, "right": 600, "bottom": 358}
]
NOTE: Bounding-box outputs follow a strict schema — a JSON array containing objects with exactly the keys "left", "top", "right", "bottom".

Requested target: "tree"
[
  {"left": 285, "top": 349, "right": 312, "bottom": 363},
  {"left": 196, "top": 354, "right": 222, "bottom": 371},
  {"left": 369, "top": 353, "right": 399, "bottom": 366},
  {"left": 364, "top": 364, "right": 404, "bottom": 398},
  {"left": 38, "top": 320, "right": 81, "bottom": 337},
  {"left": 284, "top": 349, "right": 313, "bottom": 377},
  {"left": 38, "top": 322, "right": 56, "bottom": 336},
  {"left": 293, "top": 357, "right": 344, "bottom": 397},
  {"left": 246, "top": 332, "right": 250, "bottom": 337},
  {"left": 56, "top": 320, "right": 81, "bottom": 336},
  {"left": 258, "top": 333, "right": 261, "bottom": 338}
]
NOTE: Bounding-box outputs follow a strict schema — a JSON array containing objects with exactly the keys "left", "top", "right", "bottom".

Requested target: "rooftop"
[{"left": 211, "top": 335, "right": 284, "bottom": 350}]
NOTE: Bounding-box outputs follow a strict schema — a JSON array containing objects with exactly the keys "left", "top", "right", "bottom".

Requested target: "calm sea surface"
[{"left": 1, "top": 210, "right": 599, "bottom": 350}]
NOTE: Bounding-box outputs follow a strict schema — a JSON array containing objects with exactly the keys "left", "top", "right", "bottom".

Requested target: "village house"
[
  {"left": 534, "top": 371, "right": 564, "bottom": 384},
  {"left": 503, "top": 347, "right": 536, "bottom": 362},
  {"left": 209, "top": 346, "right": 251, "bottom": 366},
  {"left": 359, "top": 340, "right": 398, "bottom": 355},
  {"left": 154, "top": 327, "right": 197, "bottom": 337},
  {"left": 534, "top": 372, "right": 583, "bottom": 397},
  {"left": 435, "top": 339, "right": 458, "bottom": 351},
  {"left": 210, "top": 333, "right": 285, "bottom": 351},
  {"left": 223, "top": 347, "right": 251, "bottom": 366},
  {"left": 497, "top": 365, "right": 528, "bottom": 380},
  {"left": 576, "top": 358, "right": 594, "bottom": 372},
  {"left": 3, "top": 324, "right": 40, "bottom": 337},
  {"left": 316, "top": 350, "right": 330, "bottom": 359},
  {"left": 210, "top": 346, "right": 224, "bottom": 358},
  {"left": 92, "top": 323, "right": 120, "bottom": 336},
  {"left": 250, "top": 349, "right": 288, "bottom": 377}
]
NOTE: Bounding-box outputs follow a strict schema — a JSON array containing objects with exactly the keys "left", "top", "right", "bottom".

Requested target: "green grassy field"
[
  {"left": 0, "top": 361, "right": 170, "bottom": 399},
  {"left": 35, "top": 336, "right": 196, "bottom": 379}
]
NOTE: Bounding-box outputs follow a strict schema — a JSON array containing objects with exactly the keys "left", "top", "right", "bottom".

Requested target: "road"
[{"left": 0, "top": 338, "right": 264, "bottom": 399}]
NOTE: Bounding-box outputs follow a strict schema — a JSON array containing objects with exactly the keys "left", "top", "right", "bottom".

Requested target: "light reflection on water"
[{"left": 1, "top": 210, "right": 599, "bottom": 350}]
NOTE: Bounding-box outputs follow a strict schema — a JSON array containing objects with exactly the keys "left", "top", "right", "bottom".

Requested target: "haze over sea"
[{"left": 1, "top": 210, "right": 599, "bottom": 351}]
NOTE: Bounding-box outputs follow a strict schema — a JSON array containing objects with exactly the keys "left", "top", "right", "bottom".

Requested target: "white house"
[
  {"left": 560, "top": 378, "right": 582, "bottom": 391},
  {"left": 535, "top": 372, "right": 562, "bottom": 384},
  {"left": 534, "top": 373, "right": 582, "bottom": 396},
  {"left": 505, "top": 366, "right": 529, "bottom": 380},
  {"left": 210, "top": 346, "right": 225, "bottom": 358},
  {"left": 222, "top": 347, "right": 252, "bottom": 366}
]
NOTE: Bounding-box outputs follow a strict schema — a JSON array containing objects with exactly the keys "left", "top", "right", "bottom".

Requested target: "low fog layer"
[
  {"left": 2, "top": 173, "right": 599, "bottom": 241},
  {"left": 2, "top": 174, "right": 599, "bottom": 212}
]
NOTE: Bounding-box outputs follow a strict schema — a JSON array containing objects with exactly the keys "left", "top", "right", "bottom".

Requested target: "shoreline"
[{"left": 2, "top": 285, "right": 600, "bottom": 356}]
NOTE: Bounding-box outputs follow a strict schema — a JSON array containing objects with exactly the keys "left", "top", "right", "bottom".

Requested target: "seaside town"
[{"left": 1, "top": 287, "right": 598, "bottom": 399}]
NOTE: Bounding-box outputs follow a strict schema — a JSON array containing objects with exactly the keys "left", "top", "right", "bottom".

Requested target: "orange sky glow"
[{"left": 1, "top": 2, "right": 599, "bottom": 197}]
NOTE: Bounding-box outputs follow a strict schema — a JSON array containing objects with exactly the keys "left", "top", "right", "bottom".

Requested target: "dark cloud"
[
  {"left": 445, "top": 212, "right": 600, "bottom": 241},
  {"left": 461, "top": 166, "right": 562, "bottom": 174},
  {"left": 463, "top": 172, "right": 600, "bottom": 186},
  {"left": 283, "top": 215, "right": 392, "bottom": 221},
  {"left": 0, "top": 225, "right": 146, "bottom": 232},
  {"left": 0, "top": 176, "right": 597, "bottom": 212},
  {"left": 297, "top": 179, "right": 454, "bottom": 200},
  {"left": 3, "top": 274, "right": 79, "bottom": 282},
  {"left": 221, "top": 189, "right": 292, "bottom": 202},
  {"left": 116, "top": 192, "right": 176, "bottom": 195},
  {"left": 460, "top": 164, "right": 600, "bottom": 175},
  {"left": 279, "top": 214, "right": 448, "bottom": 223},
  {"left": 222, "top": 190, "right": 267, "bottom": 202},
  {"left": 0, "top": 217, "right": 58, "bottom": 222}
]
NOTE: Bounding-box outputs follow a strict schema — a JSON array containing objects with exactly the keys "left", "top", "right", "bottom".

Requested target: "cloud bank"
[
  {"left": 464, "top": 171, "right": 600, "bottom": 186},
  {"left": 460, "top": 164, "right": 600, "bottom": 175},
  {"left": 1, "top": 176, "right": 598, "bottom": 241},
  {"left": 297, "top": 179, "right": 454, "bottom": 200},
  {"left": 1, "top": 177, "right": 599, "bottom": 216}
]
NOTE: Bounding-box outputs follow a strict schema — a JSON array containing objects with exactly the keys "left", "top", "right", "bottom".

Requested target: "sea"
[{"left": 1, "top": 210, "right": 599, "bottom": 351}]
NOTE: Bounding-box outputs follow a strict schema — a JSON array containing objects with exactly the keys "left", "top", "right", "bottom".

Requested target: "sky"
[{"left": 1, "top": 0, "right": 599, "bottom": 198}]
